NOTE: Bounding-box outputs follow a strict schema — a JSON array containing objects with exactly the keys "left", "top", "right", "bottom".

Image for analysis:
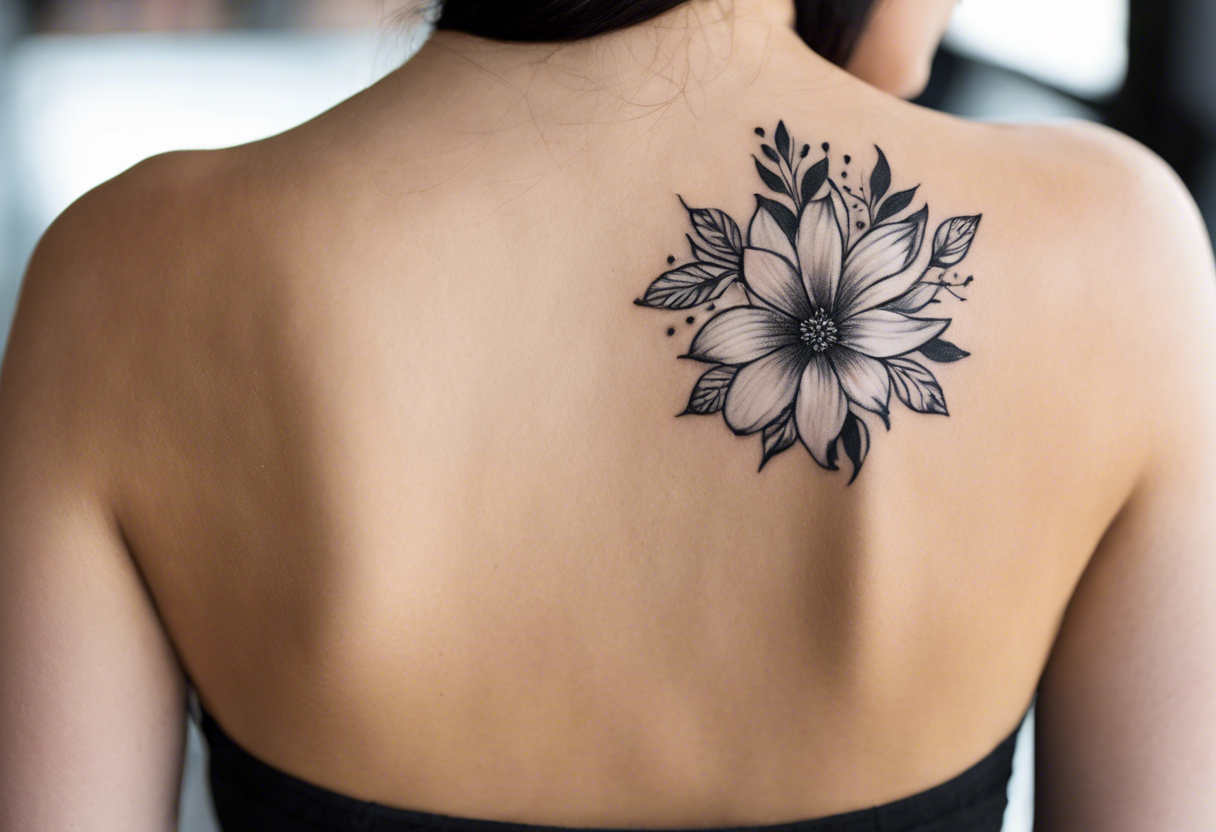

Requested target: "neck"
[{"left": 391, "top": 0, "right": 846, "bottom": 123}]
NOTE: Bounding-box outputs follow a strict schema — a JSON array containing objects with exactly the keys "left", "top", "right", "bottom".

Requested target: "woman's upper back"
[{"left": 3, "top": 8, "right": 1214, "bottom": 831}]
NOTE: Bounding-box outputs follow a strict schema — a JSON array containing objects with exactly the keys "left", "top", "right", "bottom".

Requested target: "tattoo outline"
[{"left": 635, "top": 121, "right": 981, "bottom": 483}]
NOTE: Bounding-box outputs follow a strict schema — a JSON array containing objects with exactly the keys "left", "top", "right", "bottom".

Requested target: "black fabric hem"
[{"left": 199, "top": 702, "right": 1026, "bottom": 832}]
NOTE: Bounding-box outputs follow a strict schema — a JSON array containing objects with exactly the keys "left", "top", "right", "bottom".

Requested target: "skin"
[
  {"left": 2, "top": 0, "right": 1215, "bottom": 829},
  {"left": 847, "top": 0, "right": 960, "bottom": 98}
]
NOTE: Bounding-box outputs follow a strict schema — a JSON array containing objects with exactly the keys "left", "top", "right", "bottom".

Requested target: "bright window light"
[
  {"left": 944, "top": 0, "right": 1129, "bottom": 99},
  {"left": 7, "top": 29, "right": 411, "bottom": 226}
]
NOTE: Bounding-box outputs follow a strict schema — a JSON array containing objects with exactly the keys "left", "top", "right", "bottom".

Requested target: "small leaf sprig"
[
  {"left": 885, "top": 208, "right": 982, "bottom": 324},
  {"left": 750, "top": 121, "right": 829, "bottom": 246}
]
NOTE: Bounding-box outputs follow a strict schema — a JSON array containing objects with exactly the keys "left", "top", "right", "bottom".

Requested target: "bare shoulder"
[
  {"left": 1019, "top": 117, "right": 1212, "bottom": 328},
  {"left": 896, "top": 111, "right": 1213, "bottom": 309},
  {"left": 1036, "top": 119, "right": 1216, "bottom": 412},
  {"left": 999, "top": 118, "right": 1210, "bottom": 278},
  {"left": 0, "top": 150, "right": 208, "bottom": 831},
  {"left": 11, "top": 146, "right": 231, "bottom": 320},
  {"left": 993, "top": 127, "right": 1216, "bottom": 830},
  {"left": 968, "top": 117, "right": 1214, "bottom": 440},
  {"left": 2, "top": 148, "right": 237, "bottom": 483},
  {"left": 10, "top": 148, "right": 209, "bottom": 324}
]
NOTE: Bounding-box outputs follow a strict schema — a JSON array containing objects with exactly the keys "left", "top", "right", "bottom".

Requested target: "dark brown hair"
[{"left": 428, "top": 0, "right": 881, "bottom": 67}]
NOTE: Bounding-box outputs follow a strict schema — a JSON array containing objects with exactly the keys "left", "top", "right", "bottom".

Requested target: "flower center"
[{"left": 799, "top": 309, "right": 839, "bottom": 352}]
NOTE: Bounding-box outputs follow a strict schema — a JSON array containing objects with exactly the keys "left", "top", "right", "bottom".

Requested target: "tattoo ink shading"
[{"left": 634, "top": 120, "right": 981, "bottom": 483}]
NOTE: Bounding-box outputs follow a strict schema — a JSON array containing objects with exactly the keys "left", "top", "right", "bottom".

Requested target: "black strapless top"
[{"left": 197, "top": 703, "right": 1028, "bottom": 832}]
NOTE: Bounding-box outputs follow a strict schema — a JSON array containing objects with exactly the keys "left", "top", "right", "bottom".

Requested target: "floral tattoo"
[{"left": 635, "top": 121, "right": 981, "bottom": 483}]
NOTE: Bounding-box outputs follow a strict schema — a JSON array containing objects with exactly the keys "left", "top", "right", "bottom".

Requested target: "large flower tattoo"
[{"left": 636, "top": 121, "right": 982, "bottom": 482}]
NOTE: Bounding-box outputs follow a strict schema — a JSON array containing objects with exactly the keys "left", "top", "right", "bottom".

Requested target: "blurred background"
[{"left": 1, "top": 0, "right": 1214, "bottom": 830}]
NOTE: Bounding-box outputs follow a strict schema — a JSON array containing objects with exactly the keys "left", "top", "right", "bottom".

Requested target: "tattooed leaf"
[
  {"left": 883, "top": 280, "right": 939, "bottom": 314},
  {"left": 686, "top": 234, "right": 717, "bottom": 265},
  {"left": 775, "top": 120, "right": 791, "bottom": 161},
  {"left": 761, "top": 144, "right": 781, "bottom": 164},
  {"left": 873, "top": 186, "right": 918, "bottom": 225},
  {"left": 930, "top": 215, "right": 982, "bottom": 268},
  {"left": 759, "top": 407, "right": 798, "bottom": 470},
  {"left": 684, "top": 365, "right": 738, "bottom": 415},
  {"left": 687, "top": 234, "right": 739, "bottom": 271},
  {"left": 800, "top": 157, "right": 829, "bottom": 206},
  {"left": 825, "top": 432, "right": 840, "bottom": 470},
  {"left": 840, "top": 411, "right": 870, "bottom": 485},
  {"left": 637, "top": 263, "right": 735, "bottom": 309},
  {"left": 870, "top": 146, "right": 891, "bottom": 207},
  {"left": 888, "top": 356, "right": 948, "bottom": 415},
  {"left": 679, "top": 198, "right": 743, "bottom": 266},
  {"left": 753, "top": 194, "right": 799, "bottom": 245},
  {"left": 754, "top": 157, "right": 789, "bottom": 198},
  {"left": 918, "top": 337, "right": 970, "bottom": 362}
]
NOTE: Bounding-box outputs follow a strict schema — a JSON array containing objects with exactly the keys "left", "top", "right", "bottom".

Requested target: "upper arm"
[
  {"left": 1032, "top": 124, "right": 1216, "bottom": 828},
  {"left": 0, "top": 176, "right": 188, "bottom": 831}
]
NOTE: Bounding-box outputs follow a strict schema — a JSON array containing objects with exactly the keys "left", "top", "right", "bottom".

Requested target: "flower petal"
[
  {"left": 796, "top": 197, "right": 844, "bottom": 311},
  {"left": 840, "top": 262, "right": 925, "bottom": 318},
  {"left": 837, "top": 309, "right": 950, "bottom": 358},
  {"left": 795, "top": 353, "right": 848, "bottom": 469},
  {"left": 742, "top": 247, "right": 813, "bottom": 320},
  {"left": 830, "top": 347, "right": 891, "bottom": 417},
  {"left": 881, "top": 280, "right": 938, "bottom": 314},
  {"left": 747, "top": 203, "right": 797, "bottom": 264},
  {"left": 837, "top": 208, "right": 926, "bottom": 313},
  {"left": 686, "top": 306, "right": 800, "bottom": 365},
  {"left": 723, "top": 345, "right": 806, "bottom": 435}
]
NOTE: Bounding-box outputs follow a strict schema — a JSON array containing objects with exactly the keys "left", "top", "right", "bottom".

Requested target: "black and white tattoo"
[{"left": 635, "top": 121, "right": 981, "bottom": 483}]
